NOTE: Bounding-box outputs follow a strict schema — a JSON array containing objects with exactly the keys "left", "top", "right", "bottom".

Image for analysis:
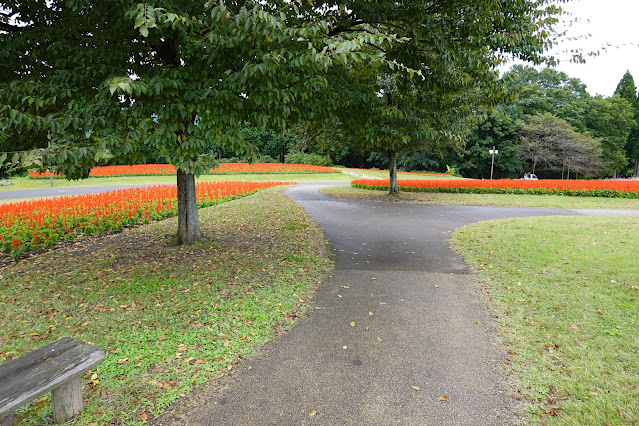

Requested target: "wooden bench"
[{"left": 0, "top": 337, "right": 104, "bottom": 423}]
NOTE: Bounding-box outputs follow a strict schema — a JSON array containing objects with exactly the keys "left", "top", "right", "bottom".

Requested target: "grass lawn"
[
  {"left": 338, "top": 167, "right": 463, "bottom": 180},
  {"left": 321, "top": 185, "right": 639, "bottom": 210},
  {"left": 451, "top": 216, "right": 639, "bottom": 424},
  {"left": 0, "top": 187, "right": 332, "bottom": 424}
]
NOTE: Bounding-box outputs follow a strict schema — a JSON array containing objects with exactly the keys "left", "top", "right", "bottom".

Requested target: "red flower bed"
[
  {"left": 29, "top": 163, "right": 339, "bottom": 178},
  {"left": 1, "top": 181, "right": 291, "bottom": 259},
  {"left": 351, "top": 178, "right": 639, "bottom": 198}
]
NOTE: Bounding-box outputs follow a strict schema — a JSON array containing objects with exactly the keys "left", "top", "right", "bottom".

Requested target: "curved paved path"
[
  {"left": 0, "top": 185, "right": 155, "bottom": 201},
  {"left": 154, "top": 186, "right": 580, "bottom": 425}
]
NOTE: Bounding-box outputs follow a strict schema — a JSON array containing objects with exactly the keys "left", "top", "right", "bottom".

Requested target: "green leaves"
[{"left": 133, "top": 3, "right": 164, "bottom": 37}]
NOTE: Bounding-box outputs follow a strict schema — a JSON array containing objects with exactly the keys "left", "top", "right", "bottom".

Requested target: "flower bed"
[
  {"left": 1, "top": 181, "right": 291, "bottom": 259},
  {"left": 28, "top": 163, "right": 339, "bottom": 178},
  {"left": 351, "top": 178, "right": 639, "bottom": 198}
]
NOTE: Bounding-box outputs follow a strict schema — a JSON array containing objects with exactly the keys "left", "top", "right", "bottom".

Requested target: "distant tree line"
[{"left": 202, "top": 66, "right": 638, "bottom": 179}]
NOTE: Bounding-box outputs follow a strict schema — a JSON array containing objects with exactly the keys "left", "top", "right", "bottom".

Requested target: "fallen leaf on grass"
[
  {"left": 117, "top": 358, "right": 128, "bottom": 364},
  {"left": 138, "top": 411, "right": 149, "bottom": 421}
]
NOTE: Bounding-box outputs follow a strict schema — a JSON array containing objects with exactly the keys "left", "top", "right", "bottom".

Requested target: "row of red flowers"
[
  {"left": 29, "top": 163, "right": 340, "bottom": 178},
  {"left": 351, "top": 178, "right": 639, "bottom": 198},
  {"left": 1, "top": 181, "right": 291, "bottom": 259}
]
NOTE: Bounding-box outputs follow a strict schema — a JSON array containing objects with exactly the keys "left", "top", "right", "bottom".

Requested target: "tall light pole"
[{"left": 489, "top": 146, "right": 498, "bottom": 179}]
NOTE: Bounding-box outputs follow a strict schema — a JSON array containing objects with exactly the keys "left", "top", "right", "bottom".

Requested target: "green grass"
[
  {"left": 321, "top": 186, "right": 639, "bottom": 209},
  {"left": 338, "top": 168, "right": 463, "bottom": 180},
  {"left": 0, "top": 188, "right": 332, "bottom": 425},
  {"left": 451, "top": 216, "right": 639, "bottom": 424}
]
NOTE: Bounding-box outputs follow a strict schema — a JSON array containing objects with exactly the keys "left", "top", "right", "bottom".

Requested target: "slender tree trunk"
[
  {"left": 177, "top": 169, "right": 203, "bottom": 245},
  {"left": 634, "top": 159, "right": 639, "bottom": 176},
  {"left": 388, "top": 150, "right": 399, "bottom": 195},
  {"left": 532, "top": 158, "right": 537, "bottom": 175},
  {"left": 326, "top": 149, "right": 332, "bottom": 162}
]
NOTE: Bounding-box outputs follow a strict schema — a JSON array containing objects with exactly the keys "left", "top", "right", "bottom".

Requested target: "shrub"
[
  {"left": 259, "top": 155, "right": 277, "bottom": 163},
  {"left": 285, "top": 152, "right": 333, "bottom": 167}
]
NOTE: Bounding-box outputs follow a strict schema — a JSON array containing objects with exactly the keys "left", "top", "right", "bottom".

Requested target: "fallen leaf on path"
[
  {"left": 350, "top": 322, "right": 356, "bottom": 327},
  {"left": 341, "top": 285, "right": 350, "bottom": 289},
  {"left": 411, "top": 385, "right": 420, "bottom": 391},
  {"left": 369, "top": 312, "right": 374, "bottom": 316},
  {"left": 309, "top": 411, "right": 317, "bottom": 417},
  {"left": 439, "top": 396, "right": 450, "bottom": 401}
]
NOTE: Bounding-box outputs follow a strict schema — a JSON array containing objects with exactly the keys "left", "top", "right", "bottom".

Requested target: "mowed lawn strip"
[
  {"left": 338, "top": 168, "right": 463, "bottom": 181},
  {"left": 321, "top": 186, "right": 639, "bottom": 210},
  {"left": 451, "top": 216, "right": 639, "bottom": 424},
  {"left": 0, "top": 187, "right": 331, "bottom": 425}
]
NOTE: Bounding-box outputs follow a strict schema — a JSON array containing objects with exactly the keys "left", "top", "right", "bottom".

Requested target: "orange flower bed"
[
  {"left": 351, "top": 178, "right": 639, "bottom": 198},
  {"left": 1, "top": 181, "right": 291, "bottom": 258},
  {"left": 29, "top": 163, "right": 339, "bottom": 178}
]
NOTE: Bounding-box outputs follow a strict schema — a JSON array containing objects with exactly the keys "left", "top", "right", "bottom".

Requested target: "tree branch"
[{"left": 0, "top": 22, "right": 26, "bottom": 33}]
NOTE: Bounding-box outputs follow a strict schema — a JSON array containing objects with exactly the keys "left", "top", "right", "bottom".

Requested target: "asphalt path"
[
  {"left": 153, "top": 186, "right": 580, "bottom": 425},
  {"left": 0, "top": 182, "right": 348, "bottom": 201},
  {"left": 0, "top": 185, "right": 156, "bottom": 201}
]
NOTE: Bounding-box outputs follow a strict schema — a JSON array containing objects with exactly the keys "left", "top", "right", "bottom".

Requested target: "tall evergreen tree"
[{"left": 614, "top": 71, "right": 639, "bottom": 175}]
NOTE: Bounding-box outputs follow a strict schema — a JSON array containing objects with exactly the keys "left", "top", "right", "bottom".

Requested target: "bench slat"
[{"left": 0, "top": 337, "right": 104, "bottom": 415}]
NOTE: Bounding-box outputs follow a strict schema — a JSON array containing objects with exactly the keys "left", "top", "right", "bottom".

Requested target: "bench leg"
[{"left": 51, "top": 376, "right": 83, "bottom": 423}]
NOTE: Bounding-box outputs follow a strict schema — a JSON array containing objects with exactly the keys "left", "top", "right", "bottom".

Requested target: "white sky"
[{"left": 502, "top": 0, "right": 639, "bottom": 97}]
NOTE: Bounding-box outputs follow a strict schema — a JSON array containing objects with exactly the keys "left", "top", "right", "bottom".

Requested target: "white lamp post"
[{"left": 489, "top": 146, "right": 498, "bottom": 179}]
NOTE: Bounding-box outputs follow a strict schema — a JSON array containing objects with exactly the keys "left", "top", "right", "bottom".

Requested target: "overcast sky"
[{"left": 502, "top": 0, "right": 639, "bottom": 97}]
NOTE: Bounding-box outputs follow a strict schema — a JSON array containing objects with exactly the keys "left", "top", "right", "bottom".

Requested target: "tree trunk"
[
  {"left": 388, "top": 150, "right": 399, "bottom": 195},
  {"left": 176, "top": 169, "right": 203, "bottom": 245},
  {"left": 326, "top": 149, "right": 332, "bottom": 162},
  {"left": 634, "top": 159, "right": 639, "bottom": 177}
]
